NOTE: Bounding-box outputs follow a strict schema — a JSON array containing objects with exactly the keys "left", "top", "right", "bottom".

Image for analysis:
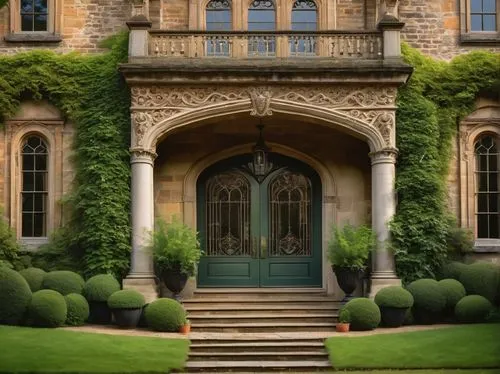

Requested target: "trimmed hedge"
[
  {"left": 439, "top": 261, "right": 468, "bottom": 281},
  {"left": 455, "top": 295, "right": 493, "bottom": 323},
  {"left": 438, "top": 279, "right": 466, "bottom": 310},
  {"left": 42, "top": 271, "right": 85, "bottom": 295},
  {"left": 0, "top": 267, "right": 32, "bottom": 325},
  {"left": 83, "top": 274, "right": 120, "bottom": 302},
  {"left": 341, "top": 298, "right": 381, "bottom": 331},
  {"left": 374, "top": 286, "right": 414, "bottom": 309},
  {"left": 19, "top": 267, "right": 46, "bottom": 292},
  {"left": 406, "top": 279, "right": 446, "bottom": 324},
  {"left": 65, "top": 293, "right": 89, "bottom": 326},
  {"left": 28, "top": 289, "right": 67, "bottom": 327},
  {"left": 145, "top": 298, "right": 186, "bottom": 332},
  {"left": 459, "top": 262, "right": 500, "bottom": 304},
  {"left": 108, "top": 290, "right": 145, "bottom": 309}
]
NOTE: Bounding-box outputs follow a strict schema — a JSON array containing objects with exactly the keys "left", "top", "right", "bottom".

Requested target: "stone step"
[
  {"left": 188, "top": 351, "right": 328, "bottom": 361},
  {"left": 184, "top": 303, "right": 339, "bottom": 312},
  {"left": 184, "top": 360, "right": 332, "bottom": 372},
  {"left": 189, "top": 341, "right": 325, "bottom": 353},
  {"left": 182, "top": 297, "right": 338, "bottom": 305},
  {"left": 189, "top": 337, "right": 326, "bottom": 344},
  {"left": 190, "top": 322, "right": 337, "bottom": 333},
  {"left": 188, "top": 313, "right": 337, "bottom": 324},
  {"left": 187, "top": 294, "right": 333, "bottom": 302}
]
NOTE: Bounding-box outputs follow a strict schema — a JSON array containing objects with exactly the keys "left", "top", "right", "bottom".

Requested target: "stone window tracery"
[{"left": 206, "top": 0, "right": 232, "bottom": 31}]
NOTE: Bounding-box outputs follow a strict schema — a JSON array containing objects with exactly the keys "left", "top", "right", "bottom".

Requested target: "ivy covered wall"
[{"left": 0, "top": 34, "right": 499, "bottom": 282}]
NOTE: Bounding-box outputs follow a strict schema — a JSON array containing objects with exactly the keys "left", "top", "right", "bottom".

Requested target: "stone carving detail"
[
  {"left": 130, "top": 85, "right": 397, "bottom": 149},
  {"left": 249, "top": 87, "right": 272, "bottom": 117}
]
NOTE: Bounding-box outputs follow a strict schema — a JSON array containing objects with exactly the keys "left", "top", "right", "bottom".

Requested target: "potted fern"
[
  {"left": 328, "top": 224, "right": 375, "bottom": 302},
  {"left": 149, "top": 218, "right": 202, "bottom": 299}
]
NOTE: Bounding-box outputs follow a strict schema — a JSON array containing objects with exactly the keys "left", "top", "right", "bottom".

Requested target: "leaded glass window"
[
  {"left": 248, "top": 0, "right": 276, "bottom": 31},
  {"left": 269, "top": 171, "right": 311, "bottom": 256},
  {"left": 21, "top": 0, "right": 48, "bottom": 32},
  {"left": 292, "top": 0, "right": 317, "bottom": 31},
  {"left": 470, "top": 0, "right": 497, "bottom": 31},
  {"left": 475, "top": 135, "right": 500, "bottom": 239},
  {"left": 205, "top": 172, "right": 251, "bottom": 256},
  {"left": 21, "top": 136, "right": 48, "bottom": 237},
  {"left": 206, "top": 0, "right": 232, "bottom": 31}
]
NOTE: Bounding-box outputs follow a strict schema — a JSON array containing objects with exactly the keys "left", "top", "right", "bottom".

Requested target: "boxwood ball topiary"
[
  {"left": 406, "top": 279, "right": 446, "bottom": 324},
  {"left": 455, "top": 295, "right": 493, "bottom": 323},
  {"left": 439, "top": 262, "right": 468, "bottom": 281},
  {"left": 29, "top": 289, "right": 67, "bottom": 327},
  {"left": 459, "top": 262, "right": 500, "bottom": 304},
  {"left": 145, "top": 298, "right": 187, "bottom": 332},
  {"left": 438, "top": 279, "right": 466, "bottom": 310},
  {"left": 108, "top": 289, "right": 146, "bottom": 309},
  {"left": 375, "top": 286, "right": 414, "bottom": 308},
  {"left": 65, "top": 293, "right": 89, "bottom": 326},
  {"left": 342, "top": 298, "right": 381, "bottom": 331},
  {"left": 42, "top": 271, "right": 85, "bottom": 295},
  {"left": 0, "top": 267, "right": 32, "bottom": 325},
  {"left": 19, "top": 267, "right": 46, "bottom": 292},
  {"left": 84, "top": 274, "right": 121, "bottom": 302}
]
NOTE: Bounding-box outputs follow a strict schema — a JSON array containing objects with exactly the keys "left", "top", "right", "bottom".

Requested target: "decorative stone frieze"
[{"left": 130, "top": 85, "right": 398, "bottom": 151}]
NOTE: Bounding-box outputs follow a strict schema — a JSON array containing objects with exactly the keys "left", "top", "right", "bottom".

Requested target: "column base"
[
  {"left": 123, "top": 275, "right": 158, "bottom": 304},
  {"left": 368, "top": 273, "right": 401, "bottom": 299}
]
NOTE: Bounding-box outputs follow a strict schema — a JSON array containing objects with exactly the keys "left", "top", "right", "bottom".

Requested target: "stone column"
[
  {"left": 126, "top": 15, "right": 152, "bottom": 60},
  {"left": 369, "top": 148, "right": 401, "bottom": 297},
  {"left": 377, "top": 3, "right": 405, "bottom": 62},
  {"left": 123, "top": 149, "right": 158, "bottom": 303}
]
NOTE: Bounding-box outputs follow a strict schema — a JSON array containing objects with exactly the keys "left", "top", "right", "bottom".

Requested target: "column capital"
[
  {"left": 369, "top": 148, "right": 398, "bottom": 165},
  {"left": 130, "top": 147, "right": 157, "bottom": 165}
]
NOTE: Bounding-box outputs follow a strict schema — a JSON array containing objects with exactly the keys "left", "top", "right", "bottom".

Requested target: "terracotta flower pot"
[
  {"left": 336, "top": 323, "right": 350, "bottom": 333},
  {"left": 180, "top": 324, "right": 191, "bottom": 335}
]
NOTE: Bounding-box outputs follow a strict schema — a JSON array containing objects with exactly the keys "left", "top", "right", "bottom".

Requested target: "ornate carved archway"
[{"left": 130, "top": 85, "right": 397, "bottom": 154}]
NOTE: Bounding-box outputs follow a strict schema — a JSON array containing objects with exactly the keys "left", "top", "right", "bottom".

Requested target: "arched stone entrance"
[{"left": 123, "top": 84, "right": 400, "bottom": 301}]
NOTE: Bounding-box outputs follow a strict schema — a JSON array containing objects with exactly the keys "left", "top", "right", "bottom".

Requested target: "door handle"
[{"left": 260, "top": 236, "right": 267, "bottom": 259}]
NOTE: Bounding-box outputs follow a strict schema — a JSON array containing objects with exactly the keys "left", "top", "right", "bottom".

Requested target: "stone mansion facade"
[{"left": 0, "top": 0, "right": 499, "bottom": 300}]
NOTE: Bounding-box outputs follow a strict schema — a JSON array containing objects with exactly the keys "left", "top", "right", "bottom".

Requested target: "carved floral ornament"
[{"left": 130, "top": 85, "right": 398, "bottom": 150}]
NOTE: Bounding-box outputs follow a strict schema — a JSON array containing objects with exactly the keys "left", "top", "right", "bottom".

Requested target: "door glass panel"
[
  {"left": 205, "top": 172, "right": 251, "bottom": 256},
  {"left": 269, "top": 170, "right": 311, "bottom": 257}
]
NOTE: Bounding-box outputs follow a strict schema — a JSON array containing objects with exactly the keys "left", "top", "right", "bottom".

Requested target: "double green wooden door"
[{"left": 197, "top": 154, "right": 322, "bottom": 287}]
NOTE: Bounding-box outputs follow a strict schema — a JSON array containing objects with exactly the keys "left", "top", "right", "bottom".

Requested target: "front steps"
[{"left": 182, "top": 289, "right": 339, "bottom": 372}]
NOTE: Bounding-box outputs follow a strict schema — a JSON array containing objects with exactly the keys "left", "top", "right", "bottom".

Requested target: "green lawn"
[
  {"left": 326, "top": 324, "right": 500, "bottom": 370},
  {"left": 0, "top": 325, "right": 189, "bottom": 373}
]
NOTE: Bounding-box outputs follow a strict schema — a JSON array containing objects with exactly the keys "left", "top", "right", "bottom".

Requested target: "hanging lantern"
[{"left": 252, "top": 123, "right": 270, "bottom": 181}]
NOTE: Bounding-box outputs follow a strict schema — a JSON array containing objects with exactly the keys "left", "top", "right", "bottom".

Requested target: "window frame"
[{"left": 460, "top": 0, "right": 500, "bottom": 43}]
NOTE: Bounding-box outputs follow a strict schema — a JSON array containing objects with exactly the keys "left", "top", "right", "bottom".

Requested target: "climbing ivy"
[
  {"left": 0, "top": 33, "right": 131, "bottom": 279},
  {"left": 392, "top": 45, "right": 500, "bottom": 284},
  {"left": 0, "top": 35, "right": 498, "bottom": 282}
]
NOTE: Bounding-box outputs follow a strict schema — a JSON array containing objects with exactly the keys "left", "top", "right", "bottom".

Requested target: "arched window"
[
  {"left": 475, "top": 134, "right": 500, "bottom": 239},
  {"left": 291, "top": 0, "right": 317, "bottom": 31},
  {"left": 248, "top": 0, "right": 276, "bottom": 31},
  {"left": 206, "top": 0, "right": 232, "bottom": 31},
  {"left": 21, "top": 135, "right": 48, "bottom": 238}
]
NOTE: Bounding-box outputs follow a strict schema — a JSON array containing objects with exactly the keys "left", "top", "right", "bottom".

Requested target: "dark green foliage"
[
  {"left": 341, "top": 298, "right": 381, "bottom": 331},
  {"left": 374, "top": 286, "right": 414, "bottom": 308},
  {"left": 145, "top": 298, "right": 187, "bottom": 332},
  {"left": 42, "top": 271, "right": 85, "bottom": 296},
  {"left": 0, "top": 33, "right": 131, "bottom": 279},
  {"left": 0, "top": 267, "right": 32, "bottom": 325},
  {"left": 406, "top": 279, "right": 446, "bottom": 324},
  {"left": 83, "top": 274, "right": 120, "bottom": 302},
  {"left": 392, "top": 46, "right": 500, "bottom": 283},
  {"left": 459, "top": 262, "right": 500, "bottom": 304},
  {"left": 28, "top": 289, "right": 67, "bottom": 327},
  {"left": 107, "top": 290, "right": 145, "bottom": 309},
  {"left": 0, "top": 0, "right": 7, "bottom": 8},
  {"left": 455, "top": 295, "right": 493, "bottom": 323},
  {"left": 0, "top": 211, "right": 21, "bottom": 269},
  {"left": 438, "top": 279, "right": 466, "bottom": 310},
  {"left": 64, "top": 293, "right": 89, "bottom": 326},
  {"left": 19, "top": 267, "right": 46, "bottom": 292},
  {"left": 438, "top": 261, "right": 468, "bottom": 281}
]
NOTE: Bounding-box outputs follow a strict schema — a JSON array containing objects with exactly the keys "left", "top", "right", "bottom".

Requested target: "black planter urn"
[
  {"left": 380, "top": 306, "right": 409, "bottom": 328},
  {"left": 88, "top": 301, "right": 112, "bottom": 325},
  {"left": 163, "top": 267, "right": 188, "bottom": 300},
  {"left": 111, "top": 308, "right": 143, "bottom": 329},
  {"left": 333, "top": 266, "right": 361, "bottom": 303}
]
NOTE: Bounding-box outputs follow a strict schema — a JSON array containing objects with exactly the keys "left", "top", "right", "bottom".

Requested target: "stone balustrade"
[{"left": 148, "top": 31, "right": 384, "bottom": 59}]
